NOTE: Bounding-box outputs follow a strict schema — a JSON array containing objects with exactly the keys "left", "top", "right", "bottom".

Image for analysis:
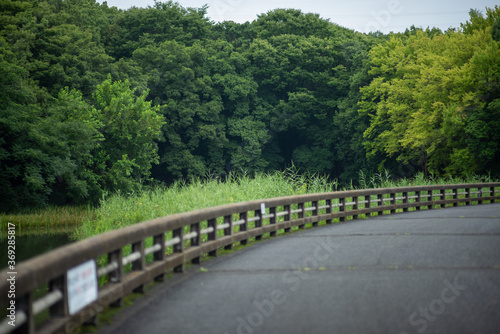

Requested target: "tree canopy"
[
  {"left": 1, "top": 0, "right": 499, "bottom": 211},
  {"left": 360, "top": 7, "right": 500, "bottom": 177}
]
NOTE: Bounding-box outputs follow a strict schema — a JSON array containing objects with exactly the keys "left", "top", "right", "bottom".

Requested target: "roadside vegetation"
[
  {"left": 2, "top": 1, "right": 499, "bottom": 214},
  {"left": 73, "top": 167, "right": 334, "bottom": 239},
  {"left": 1, "top": 166, "right": 496, "bottom": 240},
  {"left": 73, "top": 169, "right": 496, "bottom": 240},
  {"left": 0, "top": 166, "right": 495, "bottom": 239},
  {"left": 0, "top": 206, "right": 94, "bottom": 238}
]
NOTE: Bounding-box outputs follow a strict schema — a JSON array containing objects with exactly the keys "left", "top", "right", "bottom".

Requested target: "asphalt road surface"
[{"left": 99, "top": 203, "right": 500, "bottom": 334}]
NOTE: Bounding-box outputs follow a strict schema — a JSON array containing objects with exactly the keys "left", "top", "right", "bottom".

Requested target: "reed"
[{"left": 0, "top": 206, "right": 94, "bottom": 238}]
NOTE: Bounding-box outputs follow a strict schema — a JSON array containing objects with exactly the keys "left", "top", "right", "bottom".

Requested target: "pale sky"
[{"left": 96, "top": 0, "right": 498, "bottom": 34}]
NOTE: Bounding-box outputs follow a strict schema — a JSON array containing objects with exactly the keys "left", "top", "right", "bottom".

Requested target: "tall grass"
[
  {"left": 0, "top": 206, "right": 94, "bottom": 238},
  {"left": 74, "top": 168, "right": 498, "bottom": 240},
  {"left": 4, "top": 168, "right": 495, "bottom": 240},
  {"left": 73, "top": 168, "right": 335, "bottom": 240},
  {"left": 357, "top": 170, "right": 494, "bottom": 189}
]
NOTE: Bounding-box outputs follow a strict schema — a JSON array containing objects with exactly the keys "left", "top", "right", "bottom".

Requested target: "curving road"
[{"left": 98, "top": 204, "right": 500, "bottom": 334}]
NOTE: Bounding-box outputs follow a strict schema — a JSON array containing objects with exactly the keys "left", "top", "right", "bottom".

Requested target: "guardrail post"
[
  {"left": 255, "top": 208, "right": 263, "bottom": 240},
  {"left": 108, "top": 248, "right": 124, "bottom": 307},
  {"left": 173, "top": 227, "right": 185, "bottom": 272},
  {"left": 153, "top": 233, "right": 166, "bottom": 281},
  {"left": 191, "top": 222, "right": 201, "bottom": 264},
  {"left": 403, "top": 192, "right": 408, "bottom": 212},
  {"left": 108, "top": 249, "right": 123, "bottom": 283},
  {"left": 365, "top": 195, "right": 372, "bottom": 216},
  {"left": 415, "top": 190, "right": 421, "bottom": 210},
  {"left": 269, "top": 207, "right": 277, "bottom": 237},
  {"left": 326, "top": 199, "right": 332, "bottom": 224},
  {"left": 284, "top": 204, "right": 291, "bottom": 232},
  {"left": 390, "top": 192, "right": 396, "bottom": 214},
  {"left": 465, "top": 187, "right": 470, "bottom": 205},
  {"left": 132, "top": 240, "right": 146, "bottom": 293},
  {"left": 339, "top": 197, "right": 345, "bottom": 222},
  {"left": 132, "top": 240, "right": 146, "bottom": 271},
  {"left": 224, "top": 215, "right": 234, "bottom": 250},
  {"left": 440, "top": 189, "right": 446, "bottom": 208},
  {"left": 298, "top": 202, "right": 305, "bottom": 228},
  {"left": 377, "top": 194, "right": 383, "bottom": 216},
  {"left": 353, "top": 197, "right": 358, "bottom": 220},
  {"left": 453, "top": 188, "right": 458, "bottom": 207},
  {"left": 49, "top": 275, "right": 68, "bottom": 317},
  {"left": 312, "top": 201, "right": 319, "bottom": 226},
  {"left": 478, "top": 187, "right": 483, "bottom": 205},
  {"left": 428, "top": 190, "right": 434, "bottom": 210},
  {"left": 16, "top": 293, "right": 34, "bottom": 334},
  {"left": 207, "top": 218, "right": 217, "bottom": 257},
  {"left": 240, "top": 212, "right": 248, "bottom": 245}
]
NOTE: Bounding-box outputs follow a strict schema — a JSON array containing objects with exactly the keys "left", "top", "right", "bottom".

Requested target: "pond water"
[{"left": 0, "top": 233, "right": 74, "bottom": 269}]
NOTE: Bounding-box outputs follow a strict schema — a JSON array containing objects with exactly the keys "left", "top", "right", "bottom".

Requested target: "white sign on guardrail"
[{"left": 67, "top": 259, "right": 98, "bottom": 315}]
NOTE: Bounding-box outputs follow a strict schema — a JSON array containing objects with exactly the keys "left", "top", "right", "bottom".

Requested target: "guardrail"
[{"left": 1, "top": 183, "right": 499, "bottom": 334}]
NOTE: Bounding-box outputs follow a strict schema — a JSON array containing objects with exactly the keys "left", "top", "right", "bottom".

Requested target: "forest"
[{"left": 1, "top": 0, "right": 499, "bottom": 212}]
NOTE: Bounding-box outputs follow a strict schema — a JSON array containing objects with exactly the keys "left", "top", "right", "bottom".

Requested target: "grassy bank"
[
  {"left": 0, "top": 206, "right": 95, "bottom": 238},
  {"left": 73, "top": 169, "right": 335, "bottom": 240},
  {"left": 357, "top": 170, "right": 495, "bottom": 189},
  {"left": 73, "top": 169, "right": 496, "bottom": 241},
  {"left": 2, "top": 169, "right": 495, "bottom": 240}
]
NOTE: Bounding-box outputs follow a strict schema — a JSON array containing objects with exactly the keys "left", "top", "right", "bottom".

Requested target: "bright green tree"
[
  {"left": 92, "top": 76, "right": 165, "bottom": 192},
  {"left": 360, "top": 7, "right": 500, "bottom": 177}
]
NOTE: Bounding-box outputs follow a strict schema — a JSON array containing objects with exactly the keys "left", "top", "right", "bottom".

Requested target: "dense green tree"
[
  {"left": 331, "top": 39, "right": 381, "bottom": 182},
  {"left": 2, "top": 0, "right": 499, "bottom": 211},
  {"left": 0, "top": 40, "right": 164, "bottom": 210},
  {"left": 0, "top": 41, "right": 101, "bottom": 209},
  {"left": 461, "top": 6, "right": 500, "bottom": 34},
  {"left": 133, "top": 40, "right": 226, "bottom": 180},
  {"left": 213, "top": 21, "right": 255, "bottom": 49},
  {"left": 0, "top": 0, "right": 116, "bottom": 98},
  {"left": 251, "top": 8, "right": 356, "bottom": 41},
  {"left": 245, "top": 23, "right": 373, "bottom": 180},
  {"left": 360, "top": 7, "right": 500, "bottom": 177},
  {"left": 103, "top": 0, "right": 212, "bottom": 59},
  {"left": 92, "top": 76, "right": 165, "bottom": 192}
]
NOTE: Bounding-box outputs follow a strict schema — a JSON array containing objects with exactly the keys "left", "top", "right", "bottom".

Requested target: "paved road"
[{"left": 99, "top": 204, "right": 500, "bottom": 334}]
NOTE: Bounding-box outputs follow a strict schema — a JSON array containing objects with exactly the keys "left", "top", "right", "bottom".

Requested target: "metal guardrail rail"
[{"left": 1, "top": 183, "right": 499, "bottom": 334}]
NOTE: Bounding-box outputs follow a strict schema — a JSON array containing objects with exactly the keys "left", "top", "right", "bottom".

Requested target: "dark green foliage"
[
  {"left": 1, "top": 0, "right": 498, "bottom": 211},
  {"left": 492, "top": 17, "right": 500, "bottom": 41},
  {"left": 104, "top": 1, "right": 212, "bottom": 59}
]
